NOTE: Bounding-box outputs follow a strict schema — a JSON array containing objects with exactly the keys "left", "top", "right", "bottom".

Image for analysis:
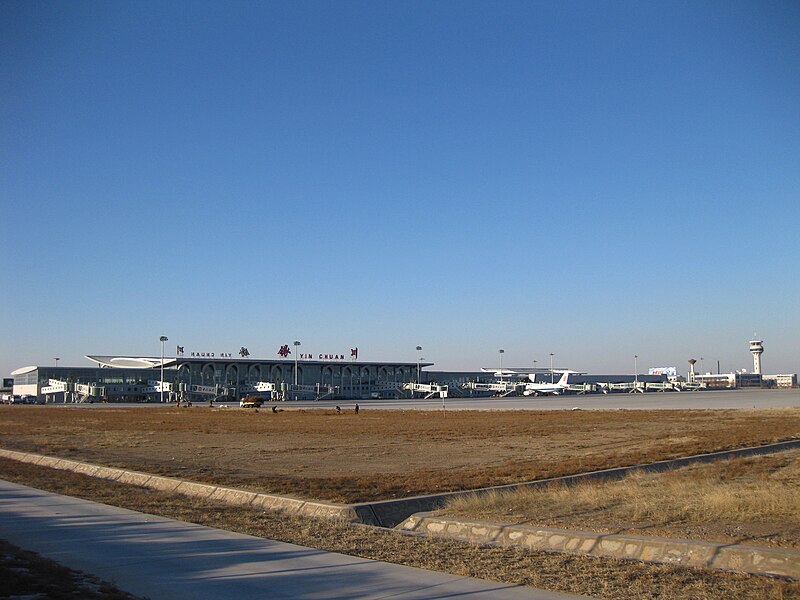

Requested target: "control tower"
[{"left": 749, "top": 339, "right": 764, "bottom": 375}]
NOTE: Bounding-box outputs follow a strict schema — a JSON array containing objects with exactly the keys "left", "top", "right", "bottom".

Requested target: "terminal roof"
[{"left": 85, "top": 355, "right": 433, "bottom": 369}]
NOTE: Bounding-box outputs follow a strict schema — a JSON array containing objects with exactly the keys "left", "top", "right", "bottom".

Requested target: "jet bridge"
[
  {"left": 187, "top": 384, "right": 223, "bottom": 397},
  {"left": 645, "top": 381, "right": 676, "bottom": 392},
  {"left": 605, "top": 381, "right": 647, "bottom": 393},
  {"left": 402, "top": 382, "right": 449, "bottom": 399},
  {"left": 367, "top": 382, "right": 403, "bottom": 399},
  {"left": 74, "top": 383, "right": 106, "bottom": 402},
  {"left": 239, "top": 381, "right": 279, "bottom": 401},
  {"left": 675, "top": 381, "right": 705, "bottom": 391},
  {"left": 284, "top": 383, "right": 336, "bottom": 401},
  {"left": 41, "top": 379, "right": 72, "bottom": 395},
  {"left": 566, "top": 383, "right": 596, "bottom": 395},
  {"left": 461, "top": 381, "right": 524, "bottom": 397},
  {"left": 39, "top": 379, "right": 106, "bottom": 402}
]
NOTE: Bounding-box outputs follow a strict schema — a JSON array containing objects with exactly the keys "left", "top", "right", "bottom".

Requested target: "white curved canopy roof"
[
  {"left": 85, "top": 355, "right": 174, "bottom": 369},
  {"left": 10, "top": 365, "right": 37, "bottom": 376}
]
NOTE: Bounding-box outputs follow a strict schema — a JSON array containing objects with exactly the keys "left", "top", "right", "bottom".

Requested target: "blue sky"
[{"left": 2, "top": 0, "right": 799, "bottom": 377}]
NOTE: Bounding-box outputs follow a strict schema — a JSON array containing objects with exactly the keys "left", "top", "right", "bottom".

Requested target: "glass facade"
[
  {"left": 18, "top": 367, "right": 172, "bottom": 387},
  {"left": 13, "top": 371, "right": 38, "bottom": 386}
]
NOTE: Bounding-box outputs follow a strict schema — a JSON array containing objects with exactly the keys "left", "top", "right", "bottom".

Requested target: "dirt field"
[
  {"left": 0, "top": 405, "right": 798, "bottom": 502},
  {"left": 444, "top": 449, "right": 800, "bottom": 548}
]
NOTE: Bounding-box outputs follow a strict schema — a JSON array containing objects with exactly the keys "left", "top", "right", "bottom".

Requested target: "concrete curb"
[
  {"left": 399, "top": 513, "right": 800, "bottom": 580},
  {"left": 0, "top": 448, "right": 359, "bottom": 523}
]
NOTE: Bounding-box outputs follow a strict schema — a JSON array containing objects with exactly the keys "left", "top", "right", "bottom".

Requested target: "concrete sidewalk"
[{"left": 0, "top": 479, "right": 586, "bottom": 599}]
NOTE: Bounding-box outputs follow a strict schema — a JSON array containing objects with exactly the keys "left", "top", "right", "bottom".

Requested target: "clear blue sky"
[{"left": 2, "top": 0, "right": 799, "bottom": 377}]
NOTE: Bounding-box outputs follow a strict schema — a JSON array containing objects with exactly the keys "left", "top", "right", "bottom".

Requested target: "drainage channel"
[
  {"left": 3, "top": 438, "right": 799, "bottom": 528},
  {"left": 352, "top": 438, "right": 800, "bottom": 528}
]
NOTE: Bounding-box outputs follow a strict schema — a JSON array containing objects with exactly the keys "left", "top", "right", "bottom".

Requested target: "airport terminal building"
[
  {"left": 9, "top": 354, "right": 668, "bottom": 403},
  {"left": 11, "top": 353, "right": 441, "bottom": 403}
]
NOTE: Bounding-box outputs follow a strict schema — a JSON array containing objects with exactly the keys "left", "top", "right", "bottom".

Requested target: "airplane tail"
[{"left": 558, "top": 371, "right": 569, "bottom": 386}]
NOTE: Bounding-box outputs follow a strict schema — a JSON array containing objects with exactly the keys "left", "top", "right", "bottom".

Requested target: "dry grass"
[
  {"left": 0, "top": 406, "right": 798, "bottom": 502},
  {"left": 0, "top": 538, "right": 145, "bottom": 599},
  {"left": 1, "top": 458, "right": 798, "bottom": 600},
  {"left": 444, "top": 450, "right": 800, "bottom": 548}
]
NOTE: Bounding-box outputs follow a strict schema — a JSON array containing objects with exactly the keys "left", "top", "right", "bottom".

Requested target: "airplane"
[
  {"left": 522, "top": 370, "right": 571, "bottom": 396},
  {"left": 485, "top": 369, "right": 526, "bottom": 380}
]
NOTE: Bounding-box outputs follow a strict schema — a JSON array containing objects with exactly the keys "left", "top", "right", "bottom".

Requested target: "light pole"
[
  {"left": 416, "top": 346, "right": 422, "bottom": 383},
  {"left": 549, "top": 352, "right": 555, "bottom": 383},
  {"left": 54, "top": 357, "right": 60, "bottom": 368},
  {"left": 634, "top": 354, "right": 638, "bottom": 385},
  {"left": 293, "top": 340, "right": 301, "bottom": 399},
  {"left": 498, "top": 349, "right": 505, "bottom": 381},
  {"left": 533, "top": 359, "right": 537, "bottom": 383},
  {"left": 159, "top": 336, "right": 168, "bottom": 403},
  {"left": 700, "top": 356, "right": 704, "bottom": 375}
]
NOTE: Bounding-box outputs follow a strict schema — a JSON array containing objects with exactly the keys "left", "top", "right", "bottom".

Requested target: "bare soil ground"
[
  {"left": 444, "top": 449, "right": 800, "bottom": 549},
  {"left": 0, "top": 406, "right": 798, "bottom": 504},
  {"left": 1, "top": 458, "right": 798, "bottom": 600}
]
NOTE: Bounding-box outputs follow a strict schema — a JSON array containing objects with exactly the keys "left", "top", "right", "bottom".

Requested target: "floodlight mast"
[
  {"left": 498, "top": 349, "right": 505, "bottom": 382},
  {"left": 293, "top": 341, "right": 301, "bottom": 399},
  {"left": 159, "top": 336, "right": 168, "bottom": 403}
]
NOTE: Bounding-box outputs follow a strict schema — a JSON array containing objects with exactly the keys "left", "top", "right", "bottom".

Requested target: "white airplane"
[
  {"left": 486, "top": 369, "right": 526, "bottom": 380},
  {"left": 522, "top": 370, "right": 571, "bottom": 396}
]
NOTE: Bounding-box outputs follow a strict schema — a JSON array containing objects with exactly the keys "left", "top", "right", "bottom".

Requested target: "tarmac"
[
  {"left": 0, "top": 479, "right": 585, "bottom": 599},
  {"left": 51, "top": 387, "right": 800, "bottom": 411}
]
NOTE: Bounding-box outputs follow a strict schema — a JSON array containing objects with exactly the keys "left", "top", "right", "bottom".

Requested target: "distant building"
[
  {"left": 694, "top": 372, "right": 763, "bottom": 389},
  {"left": 1, "top": 377, "right": 13, "bottom": 402},
  {"left": 763, "top": 374, "right": 798, "bottom": 388}
]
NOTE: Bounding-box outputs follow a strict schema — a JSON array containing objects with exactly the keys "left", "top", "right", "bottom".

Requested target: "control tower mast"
[{"left": 749, "top": 339, "right": 764, "bottom": 375}]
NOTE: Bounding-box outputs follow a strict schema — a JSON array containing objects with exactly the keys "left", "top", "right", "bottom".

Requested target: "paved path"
[{"left": 0, "top": 480, "right": 585, "bottom": 600}]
